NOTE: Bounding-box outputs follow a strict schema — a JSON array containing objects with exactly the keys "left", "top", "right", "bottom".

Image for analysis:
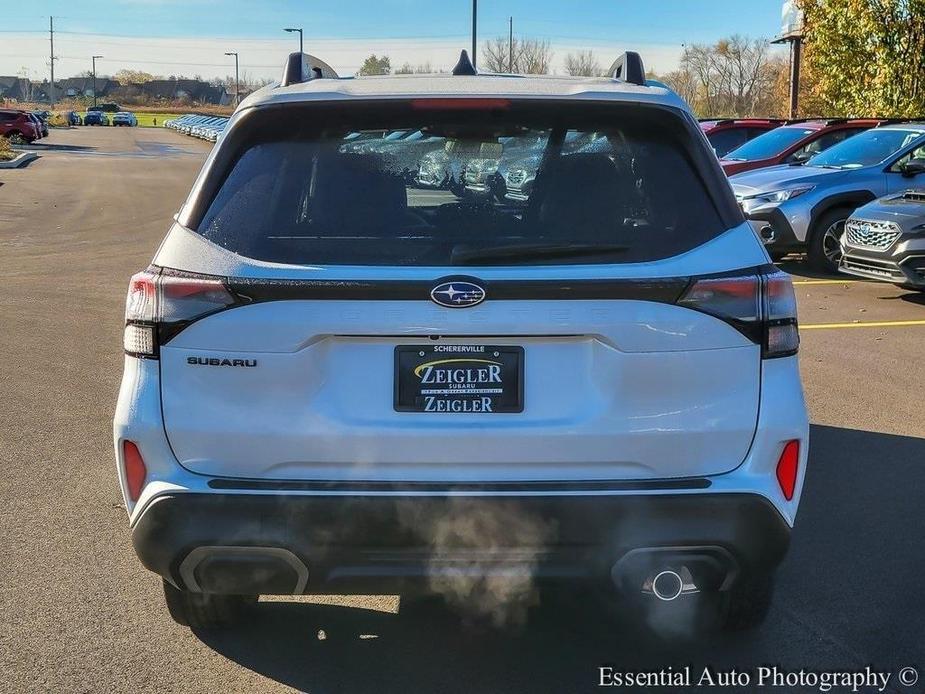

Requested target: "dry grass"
[{"left": 0, "top": 136, "right": 15, "bottom": 161}]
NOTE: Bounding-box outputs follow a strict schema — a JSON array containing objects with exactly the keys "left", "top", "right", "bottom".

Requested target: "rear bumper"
[{"left": 132, "top": 491, "right": 790, "bottom": 595}]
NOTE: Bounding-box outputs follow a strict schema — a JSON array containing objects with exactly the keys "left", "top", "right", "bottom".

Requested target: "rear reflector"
[
  {"left": 775, "top": 440, "right": 800, "bottom": 500},
  {"left": 122, "top": 440, "right": 147, "bottom": 502}
]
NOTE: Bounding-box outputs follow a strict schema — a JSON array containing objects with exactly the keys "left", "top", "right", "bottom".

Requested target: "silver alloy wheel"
[{"left": 823, "top": 219, "right": 845, "bottom": 265}]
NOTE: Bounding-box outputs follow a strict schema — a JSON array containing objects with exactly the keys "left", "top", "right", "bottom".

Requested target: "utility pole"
[
  {"left": 284, "top": 27, "right": 303, "bottom": 54},
  {"left": 92, "top": 55, "right": 103, "bottom": 107},
  {"left": 49, "top": 16, "right": 56, "bottom": 107},
  {"left": 508, "top": 16, "right": 513, "bottom": 73},
  {"left": 224, "top": 52, "right": 240, "bottom": 106},
  {"left": 471, "top": 0, "right": 477, "bottom": 69}
]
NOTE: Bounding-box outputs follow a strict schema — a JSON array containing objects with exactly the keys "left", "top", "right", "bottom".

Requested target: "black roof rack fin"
[
  {"left": 609, "top": 51, "right": 646, "bottom": 86},
  {"left": 452, "top": 50, "right": 477, "bottom": 76},
  {"left": 279, "top": 52, "right": 338, "bottom": 87}
]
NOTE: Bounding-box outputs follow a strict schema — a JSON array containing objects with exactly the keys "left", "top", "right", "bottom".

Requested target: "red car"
[
  {"left": 720, "top": 119, "right": 888, "bottom": 176},
  {"left": 0, "top": 109, "right": 41, "bottom": 143},
  {"left": 699, "top": 118, "right": 785, "bottom": 158}
]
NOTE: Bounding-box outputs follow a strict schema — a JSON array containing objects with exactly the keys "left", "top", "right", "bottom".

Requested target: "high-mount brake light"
[
  {"left": 678, "top": 269, "right": 799, "bottom": 359},
  {"left": 411, "top": 98, "right": 511, "bottom": 110},
  {"left": 123, "top": 270, "right": 237, "bottom": 358}
]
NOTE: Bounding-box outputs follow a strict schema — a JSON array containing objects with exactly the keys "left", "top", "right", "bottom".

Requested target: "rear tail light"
[
  {"left": 122, "top": 440, "right": 147, "bottom": 502},
  {"left": 678, "top": 268, "right": 799, "bottom": 358},
  {"left": 123, "top": 269, "right": 237, "bottom": 358},
  {"left": 775, "top": 440, "right": 800, "bottom": 500}
]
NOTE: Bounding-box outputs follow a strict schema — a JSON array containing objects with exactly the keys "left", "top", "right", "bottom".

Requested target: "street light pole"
[
  {"left": 224, "top": 52, "right": 239, "bottom": 106},
  {"left": 471, "top": 0, "right": 477, "bottom": 69},
  {"left": 284, "top": 27, "right": 303, "bottom": 54},
  {"left": 92, "top": 55, "right": 103, "bottom": 107},
  {"left": 508, "top": 16, "right": 513, "bottom": 73}
]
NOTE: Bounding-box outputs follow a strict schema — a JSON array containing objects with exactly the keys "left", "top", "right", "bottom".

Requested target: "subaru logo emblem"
[{"left": 430, "top": 280, "right": 486, "bottom": 308}]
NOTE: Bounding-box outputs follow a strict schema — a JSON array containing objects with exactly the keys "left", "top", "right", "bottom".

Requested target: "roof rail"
[
  {"left": 609, "top": 52, "right": 646, "bottom": 86},
  {"left": 452, "top": 50, "right": 477, "bottom": 76},
  {"left": 279, "top": 52, "right": 339, "bottom": 87}
]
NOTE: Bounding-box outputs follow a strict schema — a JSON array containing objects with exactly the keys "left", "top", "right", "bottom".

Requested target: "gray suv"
[
  {"left": 840, "top": 189, "right": 925, "bottom": 290},
  {"left": 730, "top": 124, "right": 925, "bottom": 272}
]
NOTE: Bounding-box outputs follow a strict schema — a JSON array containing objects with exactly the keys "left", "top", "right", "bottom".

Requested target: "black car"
[
  {"left": 84, "top": 111, "right": 109, "bottom": 126},
  {"left": 91, "top": 103, "right": 122, "bottom": 113},
  {"left": 64, "top": 111, "right": 82, "bottom": 126}
]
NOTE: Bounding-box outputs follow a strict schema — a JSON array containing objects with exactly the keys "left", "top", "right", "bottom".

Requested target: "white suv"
[{"left": 114, "top": 51, "right": 808, "bottom": 632}]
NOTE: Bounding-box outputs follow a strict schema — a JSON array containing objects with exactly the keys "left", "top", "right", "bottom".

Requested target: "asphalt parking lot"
[{"left": 2, "top": 127, "right": 924, "bottom": 693}]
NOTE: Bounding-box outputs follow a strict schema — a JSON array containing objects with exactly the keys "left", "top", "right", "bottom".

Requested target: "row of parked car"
[
  {"left": 703, "top": 118, "right": 925, "bottom": 277},
  {"left": 0, "top": 104, "right": 140, "bottom": 141},
  {"left": 332, "top": 118, "right": 925, "bottom": 279},
  {"left": 164, "top": 114, "right": 229, "bottom": 142}
]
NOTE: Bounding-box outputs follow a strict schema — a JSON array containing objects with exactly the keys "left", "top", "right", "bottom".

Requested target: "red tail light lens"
[
  {"left": 123, "top": 269, "right": 237, "bottom": 358},
  {"left": 776, "top": 440, "right": 800, "bottom": 500},
  {"left": 678, "top": 269, "right": 799, "bottom": 359},
  {"left": 122, "top": 440, "right": 147, "bottom": 502}
]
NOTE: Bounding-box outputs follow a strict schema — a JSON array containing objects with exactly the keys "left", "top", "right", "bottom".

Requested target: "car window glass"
[
  {"left": 810, "top": 129, "right": 925, "bottom": 169},
  {"left": 707, "top": 129, "right": 749, "bottom": 157},
  {"left": 723, "top": 127, "right": 814, "bottom": 161},
  {"left": 890, "top": 144, "right": 925, "bottom": 172},
  {"left": 196, "top": 106, "right": 729, "bottom": 266}
]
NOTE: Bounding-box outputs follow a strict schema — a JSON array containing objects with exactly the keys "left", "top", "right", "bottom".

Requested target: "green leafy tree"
[
  {"left": 357, "top": 55, "right": 392, "bottom": 76},
  {"left": 798, "top": 0, "right": 925, "bottom": 117}
]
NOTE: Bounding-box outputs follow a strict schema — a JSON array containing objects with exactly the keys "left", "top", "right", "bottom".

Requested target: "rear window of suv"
[{"left": 192, "top": 101, "right": 733, "bottom": 266}]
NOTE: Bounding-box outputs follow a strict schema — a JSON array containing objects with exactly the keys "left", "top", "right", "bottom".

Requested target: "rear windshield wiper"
[{"left": 452, "top": 242, "right": 630, "bottom": 265}]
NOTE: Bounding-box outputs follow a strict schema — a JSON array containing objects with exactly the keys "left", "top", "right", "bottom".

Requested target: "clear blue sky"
[
  {"left": 5, "top": 0, "right": 785, "bottom": 42},
  {"left": 1, "top": 1, "right": 788, "bottom": 80}
]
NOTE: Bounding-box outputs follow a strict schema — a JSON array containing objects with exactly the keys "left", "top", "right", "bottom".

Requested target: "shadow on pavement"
[
  {"left": 196, "top": 424, "right": 925, "bottom": 693},
  {"left": 897, "top": 291, "right": 925, "bottom": 306},
  {"left": 17, "top": 143, "right": 97, "bottom": 153}
]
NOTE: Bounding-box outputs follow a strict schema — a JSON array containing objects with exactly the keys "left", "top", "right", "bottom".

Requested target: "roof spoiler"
[
  {"left": 609, "top": 52, "right": 645, "bottom": 86},
  {"left": 279, "top": 52, "right": 339, "bottom": 87}
]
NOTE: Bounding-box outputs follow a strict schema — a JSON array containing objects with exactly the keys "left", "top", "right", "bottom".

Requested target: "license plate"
[{"left": 394, "top": 345, "right": 523, "bottom": 413}]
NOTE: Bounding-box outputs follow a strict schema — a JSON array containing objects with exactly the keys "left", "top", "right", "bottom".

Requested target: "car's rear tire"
[
  {"left": 162, "top": 579, "right": 257, "bottom": 630},
  {"left": 808, "top": 208, "right": 851, "bottom": 273},
  {"left": 720, "top": 573, "right": 775, "bottom": 631}
]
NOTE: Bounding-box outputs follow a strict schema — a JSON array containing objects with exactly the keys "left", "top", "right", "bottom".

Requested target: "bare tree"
[
  {"left": 564, "top": 50, "right": 601, "bottom": 77},
  {"left": 519, "top": 38, "right": 553, "bottom": 74},
  {"left": 659, "top": 35, "right": 786, "bottom": 117},
  {"left": 482, "top": 36, "right": 553, "bottom": 74}
]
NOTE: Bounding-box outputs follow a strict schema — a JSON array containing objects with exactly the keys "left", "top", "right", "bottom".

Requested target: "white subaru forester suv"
[{"left": 114, "top": 51, "right": 808, "bottom": 632}]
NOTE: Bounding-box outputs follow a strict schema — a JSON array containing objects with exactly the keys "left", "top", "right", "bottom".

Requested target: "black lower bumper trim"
[
  {"left": 207, "top": 478, "right": 711, "bottom": 492},
  {"left": 132, "top": 492, "right": 790, "bottom": 595},
  {"left": 747, "top": 207, "right": 801, "bottom": 251}
]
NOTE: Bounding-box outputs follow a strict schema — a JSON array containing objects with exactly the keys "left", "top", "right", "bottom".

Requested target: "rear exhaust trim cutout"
[
  {"left": 179, "top": 546, "right": 309, "bottom": 594},
  {"left": 650, "top": 569, "right": 686, "bottom": 601}
]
